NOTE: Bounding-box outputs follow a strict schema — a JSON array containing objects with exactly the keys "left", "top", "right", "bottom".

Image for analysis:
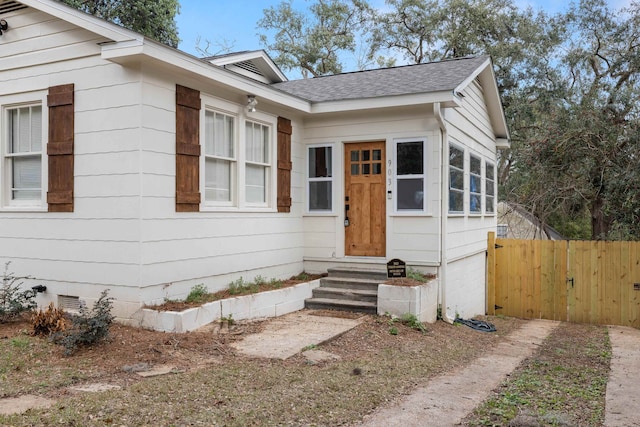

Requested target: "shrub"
[
  {"left": 185, "top": 284, "right": 208, "bottom": 303},
  {"left": 31, "top": 302, "right": 67, "bottom": 336},
  {"left": 0, "top": 262, "right": 37, "bottom": 323},
  {"left": 228, "top": 277, "right": 259, "bottom": 295},
  {"left": 52, "top": 290, "right": 114, "bottom": 355}
]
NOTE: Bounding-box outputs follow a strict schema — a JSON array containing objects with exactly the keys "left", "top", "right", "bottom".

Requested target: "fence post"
[{"left": 487, "top": 231, "right": 496, "bottom": 316}]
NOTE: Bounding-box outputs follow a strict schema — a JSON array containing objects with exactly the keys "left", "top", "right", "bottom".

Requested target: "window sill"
[
  {"left": 303, "top": 212, "right": 337, "bottom": 217},
  {"left": 389, "top": 211, "right": 434, "bottom": 217},
  {"left": 0, "top": 206, "right": 48, "bottom": 213},
  {"left": 200, "top": 206, "right": 276, "bottom": 214},
  {"left": 448, "top": 213, "right": 465, "bottom": 218}
]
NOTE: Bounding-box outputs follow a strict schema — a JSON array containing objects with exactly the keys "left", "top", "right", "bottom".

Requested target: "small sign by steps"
[{"left": 387, "top": 258, "right": 407, "bottom": 278}]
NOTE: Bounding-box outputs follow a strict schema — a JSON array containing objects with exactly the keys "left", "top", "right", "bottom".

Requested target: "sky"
[{"left": 174, "top": 0, "right": 632, "bottom": 78}]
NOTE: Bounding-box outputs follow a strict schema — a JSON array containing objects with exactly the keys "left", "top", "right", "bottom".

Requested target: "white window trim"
[
  {"left": 0, "top": 91, "right": 48, "bottom": 212},
  {"left": 448, "top": 143, "right": 465, "bottom": 215},
  {"left": 306, "top": 143, "right": 335, "bottom": 215},
  {"left": 469, "top": 153, "right": 482, "bottom": 216},
  {"left": 199, "top": 94, "right": 277, "bottom": 212},
  {"left": 485, "top": 160, "right": 496, "bottom": 215},
  {"left": 392, "top": 137, "right": 430, "bottom": 215}
]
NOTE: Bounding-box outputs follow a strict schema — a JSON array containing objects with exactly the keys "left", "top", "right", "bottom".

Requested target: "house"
[
  {"left": 0, "top": 0, "right": 509, "bottom": 322},
  {"left": 497, "top": 202, "right": 565, "bottom": 240}
]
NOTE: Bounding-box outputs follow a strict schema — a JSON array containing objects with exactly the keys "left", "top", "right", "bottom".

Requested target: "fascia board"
[
  {"left": 20, "top": 0, "right": 142, "bottom": 43},
  {"left": 101, "top": 40, "right": 310, "bottom": 113},
  {"left": 454, "top": 58, "right": 510, "bottom": 141},
  {"left": 309, "top": 91, "right": 460, "bottom": 114}
]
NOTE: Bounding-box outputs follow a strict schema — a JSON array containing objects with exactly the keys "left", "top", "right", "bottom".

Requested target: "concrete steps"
[{"left": 305, "top": 267, "right": 387, "bottom": 314}]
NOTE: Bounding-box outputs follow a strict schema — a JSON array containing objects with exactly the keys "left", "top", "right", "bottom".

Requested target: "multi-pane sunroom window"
[
  {"left": 204, "top": 110, "right": 235, "bottom": 203},
  {"left": 470, "top": 155, "right": 482, "bottom": 213},
  {"left": 245, "top": 120, "right": 270, "bottom": 204},
  {"left": 6, "top": 105, "right": 42, "bottom": 202},
  {"left": 449, "top": 145, "right": 464, "bottom": 213},
  {"left": 486, "top": 162, "right": 495, "bottom": 213}
]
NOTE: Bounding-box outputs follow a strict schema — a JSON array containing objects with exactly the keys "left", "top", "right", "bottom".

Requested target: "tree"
[
  {"left": 506, "top": 0, "right": 640, "bottom": 239},
  {"left": 257, "top": 0, "right": 370, "bottom": 77},
  {"left": 59, "top": 0, "right": 180, "bottom": 48}
]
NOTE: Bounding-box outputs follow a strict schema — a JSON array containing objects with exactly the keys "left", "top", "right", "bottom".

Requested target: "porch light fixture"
[
  {"left": 0, "top": 19, "right": 8, "bottom": 35},
  {"left": 246, "top": 95, "right": 258, "bottom": 113}
]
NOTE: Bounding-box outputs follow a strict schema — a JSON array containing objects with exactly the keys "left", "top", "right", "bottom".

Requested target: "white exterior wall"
[
  {"left": 0, "top": 8, "right": 306, "bottom": 317},
  {"left": 134, "top": 67, "right": 305, "bottom": 305},
  {"left": 443, "top": 79, "right": 498, "bottom": 319},
  {"left": 0, "top": 8, "right": 144, "bottom": 316},
  {"left": 444, "top": 252, "right": 486, "bottom": 319},
  {"left": 302, "top": 109, "right": 442, "bottom": 270}
]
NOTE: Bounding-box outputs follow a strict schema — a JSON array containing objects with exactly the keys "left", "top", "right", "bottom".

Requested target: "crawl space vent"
[
  {"left": 58, "top": 295, "right": 81, "bottom": 312},
  {"left": 0, "top": 1, "right": 28, "bottom": 14}
]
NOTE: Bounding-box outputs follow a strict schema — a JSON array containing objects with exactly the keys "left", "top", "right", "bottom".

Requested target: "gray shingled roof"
[{"left": 271, "top": 56, "right": 489, "bottom": 103}]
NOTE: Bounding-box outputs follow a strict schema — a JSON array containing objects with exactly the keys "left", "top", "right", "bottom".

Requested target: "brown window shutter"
[
  {"left": 175, "top": 85, "right": 201, "bottom": 212},
  {"left": 47, "top": 84, "right": 74, "bottom": 213},
  {"left": 277, "top": 117, "right": 292, "bottom": 213}
]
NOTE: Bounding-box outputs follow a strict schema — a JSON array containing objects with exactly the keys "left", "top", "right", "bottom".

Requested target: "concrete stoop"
[{"left": 304, "top": 267, "right": 387, "bottom": 314}]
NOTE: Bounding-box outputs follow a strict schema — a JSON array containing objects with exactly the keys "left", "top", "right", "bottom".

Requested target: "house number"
[{"left": 387, "top": 160, "right": 393, "bottom": 189}]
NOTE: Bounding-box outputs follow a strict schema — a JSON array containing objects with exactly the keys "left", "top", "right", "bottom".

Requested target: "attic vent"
[
  {"left": 0, "top": 0, "right": 28, "bottom": 14},
  {"left": 230, "top": 60, "right": 265, "bottom": 77},
  {"left": 58, "top": 295, "right": 81, "bottom": 312}
]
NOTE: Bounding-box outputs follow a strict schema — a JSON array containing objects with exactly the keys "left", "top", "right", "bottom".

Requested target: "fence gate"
[{"left": 487, "top": 232, "right": 640, "bottom": 327}]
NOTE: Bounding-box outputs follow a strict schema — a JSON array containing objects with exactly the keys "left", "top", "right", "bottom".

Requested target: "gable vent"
[
  {"left": 58, "top": 295, "right": 81, "bottom": 312},
  {"left": 228, "top": 60, "right": 265, "bottom": 77},
  {"left": 0, "top": 0, "right": 28, "bottom": 14}
]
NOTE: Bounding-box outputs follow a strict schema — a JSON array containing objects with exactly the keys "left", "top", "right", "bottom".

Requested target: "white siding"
[
  {"left": 0, "top": 9, "right": 143, "bottom": 299},
  {"left": 302, "top": 109, "right": 442, "bottom": 266},
  {"left": 442, "top": 79, "right": 499, "bottom": 319},
  {"left": 444, "top": 252, "right": 486, "bottom": 319},
  {"left": 136, "top": 68, "right": 306, "bottom": 298}
]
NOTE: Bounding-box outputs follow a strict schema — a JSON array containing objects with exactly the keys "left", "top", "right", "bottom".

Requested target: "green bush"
[
  {"left": 185, "top": 284, "right": 208, "bottom": 303},
  {"left": 0, "top": 262, "right": 37, "bottom": 323},
  {"left": 52, "top": 290, "right": 114, "bottom": 355}
]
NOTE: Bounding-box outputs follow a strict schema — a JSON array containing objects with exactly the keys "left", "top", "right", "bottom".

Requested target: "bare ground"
[{"left": 1, "top": 312, "right": 527, "bottom": 426}]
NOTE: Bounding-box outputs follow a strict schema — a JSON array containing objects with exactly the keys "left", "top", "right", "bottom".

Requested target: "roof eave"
[
  {"left": 19, "top": 0, "right": 142, "bottom": 43},
  {"left": 454, "top": 57, "right": 511, "bottom": 143},
  {"left": 101, "top": 40, "right": 310, "bottom": 113},
  {"left": 309, "top": 91, "right": 460, "bottom": 114}
]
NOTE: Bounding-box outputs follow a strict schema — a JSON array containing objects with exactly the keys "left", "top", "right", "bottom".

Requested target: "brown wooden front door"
[{"left": 344, "top": 142, "right": 386, "bottom": 257}]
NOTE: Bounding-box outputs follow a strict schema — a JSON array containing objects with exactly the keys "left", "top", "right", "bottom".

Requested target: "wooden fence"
[{"left": 487, "top": 232, "right": 640, "bottom": 327}]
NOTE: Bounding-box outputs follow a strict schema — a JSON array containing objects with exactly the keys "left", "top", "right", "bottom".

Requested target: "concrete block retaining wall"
[
  {"left": 377, "top": 279, "right": 439, "bottom": 323},
  {"left": 132, "top": 279, "right": 321, "bottom": 333}
]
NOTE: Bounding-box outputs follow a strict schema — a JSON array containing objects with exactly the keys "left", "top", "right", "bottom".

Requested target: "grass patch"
[{"left": 463, "top": 322, "right": 611, "bottom": 426}]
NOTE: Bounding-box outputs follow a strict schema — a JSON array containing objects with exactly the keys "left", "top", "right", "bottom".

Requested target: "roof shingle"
[{"left": 271, "top": 56, "right": 489, "bottom": 102}]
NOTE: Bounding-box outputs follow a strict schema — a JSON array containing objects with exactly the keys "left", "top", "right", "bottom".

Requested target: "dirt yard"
[{"left": 0, "top": 312, "right": 612, "bottom": 426}]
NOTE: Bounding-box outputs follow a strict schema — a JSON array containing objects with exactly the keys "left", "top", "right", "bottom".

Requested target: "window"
[
  {"left": 245, "top": 120, "right": 270, "bottom": 204},
  {"left": 3, "top": 104, "right": 43, "bottom": 205},
  {"left": 497, "top": 224, "right": 508, "bottom": 238},
  {"left": 449, "top": 145, "right": 464, "bottom": 213},
  {"left": 308, "top": 145, "right": 333, "bottom": 211},
  {"left": 486, "top": 162, "right": 495, "bottom": 213},
  {"left": 395, "top": 139, "right": 426, "bottom": 211},
  {"left": 469, "top": 155, "right": 481, "bottom": 214},
  {"left": 204, "top": 110, "right": 235, "bottom": 203},
  {"left": 200, "top": 97, "right": 274, "bottom": 210}
]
